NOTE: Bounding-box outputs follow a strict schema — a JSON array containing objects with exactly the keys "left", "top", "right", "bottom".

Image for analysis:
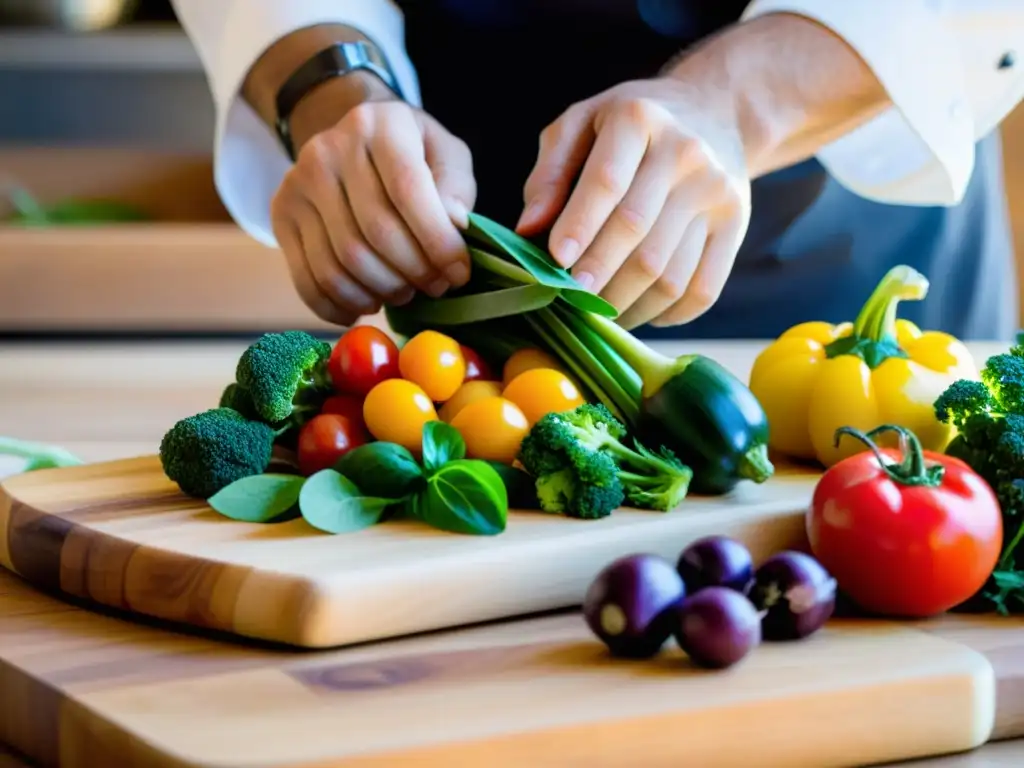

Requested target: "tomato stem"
[{"left": 833, "top": 425, "right": 945, "bottom": 487}]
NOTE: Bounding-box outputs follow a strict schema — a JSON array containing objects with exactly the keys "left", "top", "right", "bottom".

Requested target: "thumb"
[{"left": 421, "top": 116, "right": 477, "bottom": 229}]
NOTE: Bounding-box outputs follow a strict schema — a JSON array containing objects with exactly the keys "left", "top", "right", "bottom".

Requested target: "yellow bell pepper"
[{"left": 748, "top": 265, "right": 979, "bottom": 468}]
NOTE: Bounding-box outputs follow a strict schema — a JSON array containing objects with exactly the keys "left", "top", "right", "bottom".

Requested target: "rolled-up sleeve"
[
  {"left": 171, "top": 0, "right": 419, "bottom": 246},
  {"left": 742, "top": 0, "right": 1024, "bottom": 207}
]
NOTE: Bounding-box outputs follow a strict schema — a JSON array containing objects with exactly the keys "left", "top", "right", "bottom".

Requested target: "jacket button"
[{"left": 999, "top": 51, "right": 1016, "bottom": 70}]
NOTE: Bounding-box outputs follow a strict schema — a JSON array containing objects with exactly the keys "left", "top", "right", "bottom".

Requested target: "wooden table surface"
[{"left": 0, "top": 337, "right": 1018, "bottom": 767}]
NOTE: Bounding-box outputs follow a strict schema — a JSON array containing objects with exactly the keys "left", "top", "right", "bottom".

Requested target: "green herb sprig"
[
  {"left": 0, "top": 437, "right": 83, "bottom": 472},
  {"left": 207, "top": 421, "right": 540, "bottom": 536}
]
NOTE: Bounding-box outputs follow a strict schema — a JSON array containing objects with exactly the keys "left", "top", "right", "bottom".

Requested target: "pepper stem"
[
  {"left": 851, "top": 265, "right": 929, "bottom": 343},
  {"left": 832, "top": 425, "right": 944, "bottom": 487}
]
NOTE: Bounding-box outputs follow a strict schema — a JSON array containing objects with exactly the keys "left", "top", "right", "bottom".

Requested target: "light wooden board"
[
  {"left": 0, "top": 455, "right": 819, "bottom": 648},
  {"left": 0, "top": 566, "right": 1013, "bottom": 768}
]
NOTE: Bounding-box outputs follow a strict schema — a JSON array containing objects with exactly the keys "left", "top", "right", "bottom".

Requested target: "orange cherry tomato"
[
  {"left": 363, "top": 379, "right": 438, "bottom": 452},
  {"left": 438, "top": 380, "right": 503, "bottom": 423},
  {"left": 460, "top": 345, "right": 495, "bottom": 383},
  {"left": 502, "top": 348, "right": 566, "bottom": 388},
  {"left": 503, "top": 368, "right": 586, "bottom": 426},
  {"left": 398, "top": 330, "right": 466, "bottom": 402},
  {"left": 449, "top": 396, "right": 530, "bottom": 464}
]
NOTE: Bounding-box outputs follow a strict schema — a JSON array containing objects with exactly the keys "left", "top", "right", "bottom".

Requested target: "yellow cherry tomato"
[
  {"left": 439, "top": 380, "right": 503, "bottom": 423},
  {"left": 502, "top": 348, "right": 567, "bottom": 388},
  {"left": 398, "top": 330, "right": 466, "bottom": 402},
  {"left": 502, "top": 368, "right": 585, "bottom": 426},
  {"left": 449, "top": 396, "right": 530, "bottom": 464},
  {"left": 363, "top": 378, "right": 438, "bottom": 452}
]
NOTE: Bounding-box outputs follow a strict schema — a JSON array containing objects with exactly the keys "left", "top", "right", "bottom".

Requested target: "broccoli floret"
[
  {"left": 981, "top": 353, "right": 1024, "bottom": 412},
  {"left": 933, "top": 352, "right": 1024, "bottom": 612},
  {"left": 518, "top": 403, "right": 692, "bottom": 514},
  {"left": 218, "top": 382, "right": 260, "bottom": 421},
  {"left": 934, "top": 379, "right": 995, "bottom": 429},
  {"left": 235, "top": 331, "right": 332, "bottom": 424},
  {"left": 159, "top": 407, "right": 275, "bottom": 499},
  {"left": 535, "top": 451, "right": 625, "bottom": 520}
]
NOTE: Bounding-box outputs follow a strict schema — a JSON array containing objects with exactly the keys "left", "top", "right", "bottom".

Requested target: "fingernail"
[
  {"left": 555, "top": 238, "right": 580, "bottom": 267},
  {"left": 574, "top": 271, "right": 594, "bottom": 291},
  {"left": 446, "top": 199, "right": 469, "bottom": 228},
  {"left": 393, "top": 286, "right": 416, "bottom": 305},
  {"left": 426, "top": 278, "right": 449, "bottom": 297},
  {"left": 445, "top": 262, "right": 469, "bottom": 286}
]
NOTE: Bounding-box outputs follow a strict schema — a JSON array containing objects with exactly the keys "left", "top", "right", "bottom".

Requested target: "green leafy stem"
[{"left": 0, "top": 437, "right": 83, "bottom": 472}]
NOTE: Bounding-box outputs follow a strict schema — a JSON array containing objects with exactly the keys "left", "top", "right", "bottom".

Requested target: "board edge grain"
[{"left": 0, "top": 467, "right": 323, "bottom": 648}]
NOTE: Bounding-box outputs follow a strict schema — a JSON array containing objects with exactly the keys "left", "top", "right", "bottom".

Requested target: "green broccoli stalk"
[
  {"left": 934, "top": 347, "right": 1024, "bottom": 613},
  {"left": 235, "top": 331, "right": 333, "bottom": 425},
  {"left": 519, "top": 403, "right": 693, "bottom": 516},
  {"left": 159, "top": 408, "right": 277, "bottom": 499}
]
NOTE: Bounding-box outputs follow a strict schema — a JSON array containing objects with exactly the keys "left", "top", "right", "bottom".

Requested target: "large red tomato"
[
  {"left": 807, "top": 425, "right": 1003, "bottom": 618},
  {"left": 328, "top": 326, "right": 400, "bottom": 397}
]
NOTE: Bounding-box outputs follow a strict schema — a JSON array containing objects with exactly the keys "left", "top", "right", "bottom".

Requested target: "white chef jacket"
[{"left": 170, "top": 0, "right": 1024, "bottom": 250}]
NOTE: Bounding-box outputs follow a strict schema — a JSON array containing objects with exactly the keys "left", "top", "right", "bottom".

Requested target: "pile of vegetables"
[
  {"left": 583, "top": 537, "right": 836, "bottom": 669},
  {"left": 160, "top": 213, "right": 776, "bottom": 536}
]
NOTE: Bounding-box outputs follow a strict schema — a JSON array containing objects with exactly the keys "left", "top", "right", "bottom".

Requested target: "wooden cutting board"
[
  {"left": 0, "top": 455, "right": 819, "bottom": 649},
  {"left": 0, "top": 566, "right": 1016, "bottom": 768}
]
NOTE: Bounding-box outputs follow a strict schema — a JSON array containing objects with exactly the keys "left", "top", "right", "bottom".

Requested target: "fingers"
[
  {"left": 272, "top": 211, "right": 364, "bottom": 327},
  {"left": 616, "top": 215, "right": 709, "bottom": 331},
  {"left": 336, "top": 143, "right": 448, "bottom": 297},
  {"left": 652, "top": 210, "right": 747, "bottom": 326},
  {"left": 595, "top": 192, "right": 694, "bottom": 314},
  {"left": 517, "top": 101, "right": 598, "bottom": 235},
  {"left": 368, "top": 106, "right": 472, "bottom": 287},
  {"left": 546, "top": 102, "right": 653, "bottom": 270},
  {"left": 422, "top": 116, "right": 477, "bottom": 229},
  {"left": 291, "top": 200, "right": 387, "bottom": 316},
  {"left": 567, "top": 140, "right": 694, "bottom": 295}
]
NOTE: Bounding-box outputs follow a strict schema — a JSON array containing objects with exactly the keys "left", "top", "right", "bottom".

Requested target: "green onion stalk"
[{"left": 385, "top": 213, "right": 774, "bottom": 494}]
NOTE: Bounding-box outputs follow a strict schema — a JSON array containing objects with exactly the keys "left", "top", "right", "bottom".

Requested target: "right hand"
[{"left": 271, "top": 100, "right": 476, "bottom": 326}]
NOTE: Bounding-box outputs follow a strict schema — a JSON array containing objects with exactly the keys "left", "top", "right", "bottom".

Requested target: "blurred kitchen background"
[{"left": 0, "top": 0, "right": 1021, "bottom": 339}]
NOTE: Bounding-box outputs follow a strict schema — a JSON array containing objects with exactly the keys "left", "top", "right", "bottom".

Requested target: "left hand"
[{"left": 517, "top": 77, "right": 752, "bottom": 329}]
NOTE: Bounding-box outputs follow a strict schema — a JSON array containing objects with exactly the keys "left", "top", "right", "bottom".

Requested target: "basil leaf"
[
  {"left": 420, "top": 459, "right": 508, "bottom": 536},
  {"left": 299, "top": 468, "right": 394, "bottom": 534},
  {"left": 334, "top": 442, "right": 424, "bottom": 499},
  {"left": 463, "top": 213, "right": 618, "bottom": 317},
  {"left": 483, "top": 460, "right": 541, "bottom": 510},
  {"left": 422, "top": 421, "right": 466, "bottom": 473},
  {"left": 208, "top": 473, "right": 305, "bottom": 523}
]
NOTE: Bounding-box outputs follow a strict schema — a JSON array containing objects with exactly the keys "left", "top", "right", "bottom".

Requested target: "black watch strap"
[{"left": 274, "top": 40, "right": 404, "bottom": 160}]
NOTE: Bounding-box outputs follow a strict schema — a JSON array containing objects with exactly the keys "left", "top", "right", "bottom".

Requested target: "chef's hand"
[
  {"left": 517, "top": 77, "right": 752, "bottom": 330},
  {"left": 271, "top": 100, "right": 476, "bottom": 326}
]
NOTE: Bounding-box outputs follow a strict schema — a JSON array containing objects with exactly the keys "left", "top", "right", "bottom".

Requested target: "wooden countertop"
[{"left": 0, "top": 337, "right": 1019, "bottom": 767}]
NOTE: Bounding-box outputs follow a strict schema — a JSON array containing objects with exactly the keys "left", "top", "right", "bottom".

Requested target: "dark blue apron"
[{"left": 396, "top": 0, "right": 1017, "bottom": 341}]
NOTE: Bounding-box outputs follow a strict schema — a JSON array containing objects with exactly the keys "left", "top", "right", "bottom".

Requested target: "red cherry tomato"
[
  {"left": 460, "top": 345, "right": 495, "bottom": 382},
  {"left": 328, "top": 326, "right": 400, "bottom": 397},
  {"left": 321, "top": 393, "right": 365, "bottom": 427},
  {"left": 807, "top": 425, "right": 1003, "bottom": 618},
  {"left": 297, "top": 414, "right": 369, "bottom": 476}
]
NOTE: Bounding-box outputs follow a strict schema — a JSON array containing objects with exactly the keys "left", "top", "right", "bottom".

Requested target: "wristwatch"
[{"left": 274, "top": 40, "right": 405, "bottom": 160}]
